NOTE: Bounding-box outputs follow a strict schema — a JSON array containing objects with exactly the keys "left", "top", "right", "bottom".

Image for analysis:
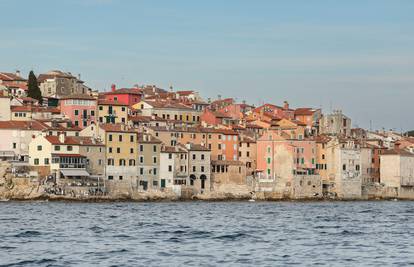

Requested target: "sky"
[{"left": 1, "top": 0, "right": 413, "bottom": 131}]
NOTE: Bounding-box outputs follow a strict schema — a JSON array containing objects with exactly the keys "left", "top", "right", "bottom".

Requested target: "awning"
[{"left": 60, "top": 169, "right": 90, "bottom": 177}]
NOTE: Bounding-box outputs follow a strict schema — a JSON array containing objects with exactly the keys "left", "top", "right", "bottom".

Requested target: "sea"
[{"left": 0, "top": 201, "right": 413, "bottom": 266}]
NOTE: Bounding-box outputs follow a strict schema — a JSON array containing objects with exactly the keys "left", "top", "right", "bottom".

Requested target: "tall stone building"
[
  {"left": 38, "top": 70, "right": 89, "bottom": 98},
  {"left": 319, "top": 110, "right": 351, "bottom": 137}
]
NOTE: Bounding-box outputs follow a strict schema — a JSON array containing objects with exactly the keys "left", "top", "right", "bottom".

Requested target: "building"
[
  {"left": 0, "top": 71, "right": 27, "bottom": 97},
  {"left": 59, "top": 94, "right": 97, "bottom": 128},
  {"left": 0, "top": 120, "right": 49, "bottom": 161},
  {"left": 325, "top": 137, "right": 362, "bottom": 199},
  {"left": 102, "top": 85, "right": 142, "bottom": 106},
  {"left": 97, "top": 100, "right": 129, "bottom": 124},
  {"left": 28, "top": 134, "right": 104, "bottom": 182},
  {"left": 137, "top": 133, "right": 162, "bottom": 190},
  {"left": 380, "top": 149, "right": 414, "bottom": 198},
  {"left": 238, "top": 135, "right": 257, "bottom": 176},
  {"left": 160, "top": 146, "right": 188, "bottom": 189},
  {"left": 0, "top": 96, "right": 11, "bottom": 121},
  {"left": 186, "top": 143, "right": 211, "bottom": 193},
  {"left": 319, "top": 110, "right": 351, "bottom": 137},
  {"left": 133, "top": 100, "right": 202, "bottom": 124},
  {"left": 294, "top": 108, "right": 321, "bottom": 136},
  {"left": 38, "top": 70, "right": 89, "bottom": 98}
]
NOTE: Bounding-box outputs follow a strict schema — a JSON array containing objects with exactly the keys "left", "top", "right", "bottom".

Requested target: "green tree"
[{"left": 27, "top": 71, "right": 42, "bottom": 104}]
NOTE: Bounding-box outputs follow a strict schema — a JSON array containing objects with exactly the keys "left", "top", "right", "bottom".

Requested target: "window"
[
  {"left": 322, "top": 154, "right": 325, "bottom": 160},
  {"left": 201, "top": 154, "right": 205, "bottom": 160},
  {"left": 119, "top": 159, "right": 126, "bottom": 166},
  {"left": 267, "top": 158, "right": 271, "bottom": 164},
  {"left": 312, "top": 158, "right": 315, "bottom": 164},
  {"left": 356, "top": 164, "right": 360, "bottom": 171},
  {"left": 153, "top": 157, "right": 157, "bottom": 163},
  {"left": 140, "top": 168, "right": 144, "bottom": 175},
  {"left": 343, "top": 164, "right": 346, "bottom": 171},
  {"left": 119, "top": 135, "right": 123, "bottom": 142},
  {"left": 301, "top": 158, "right": 304, "bottom": 164},
  {"left": 218, "top": 144, "right": 222, "bottom": 150},
  {"left": 153, "top": 145, "right": 157, "bottom": 152},
  {"left": 140, "top": 145, "right": 144, "bottom": 152},
  {"left": 130, "top": 148, "right": 134, "bottom": 154},
  {"left": 130, "top": 135, "right": 134, "bottom": 142},
  {"left": 129, "top": 159, "right": 135, "bottom": 166},
  {"left": 193, "top": 154, "right": 196, "bottom": 160},
  {"left": 153, "top": 168, "right": 157, "bottom": 175},
  {"left": 37, "top": 145, "right": 42, "bottom": 151},
  {"left": 168, "top": 153, "right": 172, "bottom": 159},
  {"left": 117, "top": 148, "right": 120, "bottom": 153},
  {"left": 108, "top": 147, "right": 113, "bottom": 153},
  {"left": 107, "top": 158, "right": 114, "bottom": 165},
  {"left": 201, "top": 166, "right": 205, "bottom": 172},
  {"left": 99, "top": 106, "right": 103, "bottom": 111},
  {"left": 108, "top": 175, "right": 114, "bottom": 180},
  {"left": 193, "top": 166, "right": 196, "bottom": 172},
  {"left": 74, "top": 110, "right": 79, "bottom": 116},
  {"left": 247, "top": 151, "right": 250, "bottom": 157},
  {"left": 119, "top": 175, "right": 123, "bottom": 180},
  {"left": 140, "top": 156, "right": 143, "bottom": 163},
  {"left": 168, "top": 165, "right": 172, "bottom": 172},
  {"left": 34, "top": 158, "right": 39, "bottom": 165},
  {"left": 109, "top": 134, "right": 113, "bottom": 141},
  {"left": 91, "top": 110, "right": 95, "bottom": 116},
  {"left": 121, "top": 107, "right": 126, "bottom": 112},
  {"left": 67, "top": 146, "right": 73, "bottom": 151},
  {"left": 44, "top": 158, "right": 49, "bottom": 165}
]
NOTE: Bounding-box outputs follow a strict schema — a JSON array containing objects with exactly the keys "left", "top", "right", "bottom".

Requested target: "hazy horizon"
[{"left": 1, "top": 0, "right": 413, "bottom": 131}]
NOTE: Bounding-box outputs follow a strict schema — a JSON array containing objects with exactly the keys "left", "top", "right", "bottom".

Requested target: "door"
[{"left": 161, "top": 179, "right": 166, "bottom": 188}]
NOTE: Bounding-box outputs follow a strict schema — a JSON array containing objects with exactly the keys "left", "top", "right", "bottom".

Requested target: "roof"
[
  {"left": 11, "top": 106, "right": 60, "bottom": 114},
  {"left": 37, "top": 70, "right": 77, "bottom": 83},
  {"left": 294, "top": 108, "right": 318, "bottom": 116},
  {"left": 52, "top": 153, "right": 86, "bottom": 157},
  {"left": 161, "top": 146, "right": 187, "bottom": 153},
  {"left": 381, "top": 149, "right": 414, "bottom": 157},
  {"left": 104, "top": 88, "right": 142, "bottom": 95},
  {"left": 176, "top": 90, "right": 195, "bottom": 96},
  {"left": 137, "top": 133, "right": 162, "bottom": 143},
  {"left": 46, "top": 136, "right": 104, "bottom": 146},
  {"left": 0, "top": 120, "right": 49, "bottom": 131},
  {"left": 186, "top": 144, "right": 210, "bottom": 151},
  {"left": 60, "top": 94, "right": 96, "bottom": 100},
  {"left": 0, "top": 72, "right": 27, "bottom": 82},
  {"left": 143, "top": 100, "right": 196, "bottom": 110},
  {"left": 99, "top": 123, "right": 136, "bottom": 133}
]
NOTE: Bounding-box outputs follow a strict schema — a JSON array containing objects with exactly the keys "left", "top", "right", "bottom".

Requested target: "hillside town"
[{"left": 0, "top": 69, "right": 413, "bottom": 200}]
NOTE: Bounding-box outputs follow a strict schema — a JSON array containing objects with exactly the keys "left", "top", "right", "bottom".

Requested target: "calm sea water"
[{"left": 0, "top": 201, "right": 414, "bottom": 267}]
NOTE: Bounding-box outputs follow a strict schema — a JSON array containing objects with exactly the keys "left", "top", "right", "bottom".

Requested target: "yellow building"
[
  {"left": 97, "top": 100, "right": 129, "bottom": 124},
  {"left": 132, "top": 100, "right": 202, "bottom": 124}
]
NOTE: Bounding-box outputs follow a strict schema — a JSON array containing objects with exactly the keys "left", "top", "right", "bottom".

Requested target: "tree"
[{"left": 27, "top": 71, "right": 42, "bottom": 104}]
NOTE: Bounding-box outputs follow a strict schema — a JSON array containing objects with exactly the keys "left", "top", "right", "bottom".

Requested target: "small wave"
[
  {"left": 89, "top": 226, "right": 104, "bottom": 233},
  {"left": 14, "top": 230, "right": 42, "bottom": 238},
  {"left": 340, "top": 230, "right": 364, "bottom": 236},
  {"left": 214, "top": 232, "right": 249, "bottom": 241},
  {"left": 2, "top": 258, "right": 56, "bottom": 267}
]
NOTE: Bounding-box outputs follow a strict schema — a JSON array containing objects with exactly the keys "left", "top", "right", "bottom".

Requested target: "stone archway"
[{"left": 190, "top": 174, "right": 196, "bottom": 186}]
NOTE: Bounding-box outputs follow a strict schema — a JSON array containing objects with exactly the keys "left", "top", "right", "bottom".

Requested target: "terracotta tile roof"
[
  {"left": 0, "top": 72, "right": 27, "bottom": 82},
  {"left": 382, "top": 149, "right": 414, "bottom": 157},
  {"left": 144, "top": 100, "right": 195, "bottom": 110},
  {"left": 137, "top": 133, "right": 162, "bottom": 143},
  {"left": 161, "top": 146, "right": 187, "bottom": 153},
  {"left": 183, "top": 143, "right": 210, "bottom": 151},
  {"left": 211, "top": 160, "right": 244, "bottom": 165},
  {"left": 38, "top": 70, "right": 76, "bottom": 83},
  {"left": 294, "top": 108, "right": 318, "bottom": 116},
  {"left": 99, "top": 123, "right": 136, "bottom": 133},
  {"left": 46, "top": 136, "right": 103, "bottom": 146},
  {"left": 2, "top": 81, "right": 28, "bottom": 90},
  {"left": 0, "top": 120, "right": 49, "bottom": 131},
  {"left": 104, "top": 88, "right": 142, "bottom": 95},
  {"left": 176, "top": 90, "right": 195, "bottom": 96},
  {"left": 11, "top": 106, "right": 60, "bottom": 113},
  {"left": 128, "top": 115, "right": 152, "bottom": 123}
]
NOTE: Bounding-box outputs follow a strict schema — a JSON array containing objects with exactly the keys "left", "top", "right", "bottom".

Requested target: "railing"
[{"left": 60, "top": 163, "right": 86, "bottom": 169}]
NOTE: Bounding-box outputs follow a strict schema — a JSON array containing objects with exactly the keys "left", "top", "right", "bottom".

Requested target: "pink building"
[
  {"left": 59, "top": 94, "right": 97, "bottom": 128},
  {"left": 257, "top": 131, "right": 316, "bottom": 179},
  {"left": 102, "top": 84, "right": 142, "bottom": 106}
]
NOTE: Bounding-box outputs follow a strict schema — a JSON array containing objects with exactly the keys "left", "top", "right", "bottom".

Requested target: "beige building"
[
  {"left": 137, "top": 133, "right": 162, "bottom": 190},
  {"left": 133, "top": 100, "right": 202, "bottom": 124},
  {"left": 186, "top": 144, "right": 211, "bottom": 193},
  {"left": 380, "top": 149, "right": 414, "bottom": 198},
  {"left": 325, "top": 137, "right": 362, "bottom": 199},
  {"left": 0, "top": 96, "right": 11, "bottom": 121}
]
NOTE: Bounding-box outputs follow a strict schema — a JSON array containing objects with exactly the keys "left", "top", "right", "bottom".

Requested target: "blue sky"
[{"left": 1, "top": 0, "right": 414, "bottom": 130}]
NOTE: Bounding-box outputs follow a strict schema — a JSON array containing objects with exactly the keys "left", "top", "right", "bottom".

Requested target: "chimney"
[
  {"left": 15, "top": 70, "right": 21, "bottom": 77},
  {"left": 283, "top": 101, "right": 289, "bottom": 110},
  {"left": 59, "top": 132, "right": 65, "bottom": 143},
  {"left": 111, "top": 84, "right": 116, "bottom": 92}
]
